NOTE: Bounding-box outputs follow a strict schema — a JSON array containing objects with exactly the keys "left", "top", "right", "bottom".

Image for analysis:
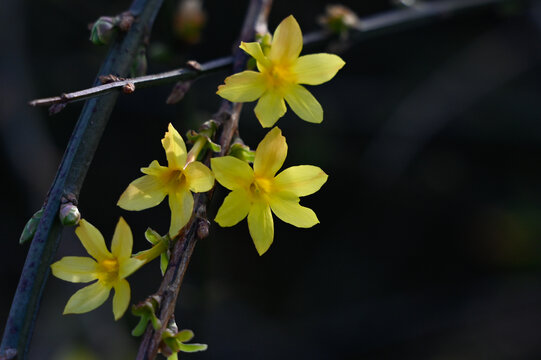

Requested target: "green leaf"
[
  {"left": 160, "top": 251, "right": 170, "bottom": 276},
  {"left": 144, "top": 228, "right": 161, "bottom": 245},
  {"left": 131, "top": 314, "right": 149, "bottom": 337},
  {"left": 178, "top": 343, "right": 208, "bottom": 353},
  {"left": 185, "top": 130, "right": 199, "bottom": 143},
  {"left": 206, "top": 139, "right": 221, "bottom": 153},
  {"left": 19, "top": 208, "right": 44, "bottom": 244},
  {"left": 163, "top": 336, "right": 180, "bottom": 353},
  {"left": 176, "top": 329, "right": 194, "bottom": 342}
]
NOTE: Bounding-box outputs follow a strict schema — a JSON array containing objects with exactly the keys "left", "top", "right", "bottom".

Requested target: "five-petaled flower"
[
  {"left": 211, "top": 127, "right": 328, "bottom": 255},
  {"left": 117, "top": 123, "right": 215, "bottom": 237},
  {"left": 217, "top": 15, "right": 345, "bottom": 128},
  {"left": 51, "top": 218, "right": 144, "bottom": 320}
]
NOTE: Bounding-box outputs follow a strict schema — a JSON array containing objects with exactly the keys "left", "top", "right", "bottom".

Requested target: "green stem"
[
  {"left": 0, "top": 0, "right": 165, "bottom": 358},
  {"left": 185, "top": 135, "right": 208, "bottom": 165}
]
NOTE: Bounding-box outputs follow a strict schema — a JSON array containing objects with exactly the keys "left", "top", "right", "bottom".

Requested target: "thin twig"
[
  {"left": 0, "top": 0, "right": 166, "bottom": 358},
  {"left": 28, "top": 0, "right": 508, "bottom": 110},
  {"left": 134, "top": 0, "right": 273, "bottom": 358},
  {"left": 28, "top": 57, "right": 233, "bottom": 107}
]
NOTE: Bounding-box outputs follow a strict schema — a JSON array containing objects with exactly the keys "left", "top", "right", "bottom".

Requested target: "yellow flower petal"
[
  {"left": 141, "top": 160, "right": 168, "bottom": 176},
  {"left": 274, "top": 165, "right": 328, "bottom": 196},
  {"left": 63, "top": 281, "right": 111, "bottom": 315},
  {"left": 51, "top": 256, "right": 98, "bottom": 283},
  {"left": 239, "top": 42, "right": 271, "bottom": 69},
  {"left": 217, "top": 71, "right": 267, "bottom": 102},
  {"left": 253, "top": 127, "right": 287, "bottom": 178},
  {"left": 75, "top": 220, "right": 112, "bottom": 262},
  {"left": 168, "top": 187, "right": 194, "bottom": 237},
  {"left": 119, "top": 257, "right": 145, "bottom": 279},
  {"left": 184, "top": 161, "right": 215, "bottom": 193},
  {"left": 247, "top": 200, "right": 274, "bottom": 255},
  {"left": 117, "top": 174, "right": 167, "bottom": 211},
  {"left": 284, "top": 84, "right": 323, "bottom": 123},
  {"left": 161, "top": 123, "right": 187, "bottom": 169},
  {"left": 112, "top": 278, "right": 130, "bottom": 320},
  {"left": 254, "top": 91, "right": 287, "bottom": 128},
  {"left": 269, "top": 192, "right": 319, "bottom": 228},
  {"left": 111, "top": 217, "right": 132, "bottom": 262},
  {"left": 215, "top": 189, "right": 251, "bottom": 227},
  {"left": 292, "top": 53, "right": 345, "bottom": 85},
  {"left": 269, "top": 15, "right": 303, "bottom": 63},
  {"left": 211, "top": 156, "right": 254, "bottom": 190}
]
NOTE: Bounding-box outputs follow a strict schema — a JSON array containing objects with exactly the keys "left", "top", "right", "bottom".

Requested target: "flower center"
[
  {"left": 98, "top": 258, "right": 119, "bottom": 284},
  {"left": 263, "top": 63, "right": 295, "bottom": 92},
  {"left": 250, "top": 177, "right": 272, "bottom": 201},
  {"left": 165, "top": 169, "right": 187, "bottom": 191}
]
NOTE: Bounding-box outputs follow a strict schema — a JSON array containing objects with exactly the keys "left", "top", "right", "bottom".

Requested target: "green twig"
[{"left": 0, "top": 0, "right": 165, "bottom": 358}]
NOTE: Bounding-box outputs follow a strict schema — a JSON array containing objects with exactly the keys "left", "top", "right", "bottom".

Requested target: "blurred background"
[{"left": 2, "top": 0, "right": 541, "bottom": 359}]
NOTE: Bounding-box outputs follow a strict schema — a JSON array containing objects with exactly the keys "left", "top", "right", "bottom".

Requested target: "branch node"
[
  {"left": 118, "top": 11, "right": 135, "bottom": 32},
  {"left": 99, "top": 74, "right": 125, "bottom": 84},
  {"left": 186, "top": 60, "right": 202, "bottom": 71},
  {"left": 196, "top": 218, "right": 210, "bottom": 240},
  {"left": 122, "top": 82, "right": 136, "bottom": 94}
]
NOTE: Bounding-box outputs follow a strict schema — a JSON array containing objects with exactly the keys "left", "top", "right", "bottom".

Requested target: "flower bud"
[
  {"left": 318, "top": 5, "right": 360, "bottom": 37},
  {"left": 89, "top": 16, "right": 117, "bottom": 45},
  {"left": 174, "top": 0, "right": 207, "bottom": 44},
  {"left": 59, "top": 203, "right": 80, "bottom": 226}
]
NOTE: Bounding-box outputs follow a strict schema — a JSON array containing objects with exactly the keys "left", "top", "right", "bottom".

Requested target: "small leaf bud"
[{"left": 19, "top": 208, "right": 44, "bottom": 244}]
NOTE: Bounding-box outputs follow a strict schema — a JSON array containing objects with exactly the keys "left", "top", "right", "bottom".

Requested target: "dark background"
[{"left": 2, "top": 0, "right": 541, "bottom": 359}]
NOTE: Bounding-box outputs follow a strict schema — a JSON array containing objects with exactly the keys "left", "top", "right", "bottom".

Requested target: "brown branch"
[
  {"left": 28, "top": 57, "right": 232, "bottom": 108},
  {"left": 134, "top": 0, "right": 273, "bottom": 359}
]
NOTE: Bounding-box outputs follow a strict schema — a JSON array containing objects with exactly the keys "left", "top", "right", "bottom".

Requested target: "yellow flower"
[
  {"left": 217, "top": 15, "right": 345, "bottom": 128},
  {"left": 117, "top": 123, "right": 215, "bottom": 236},
  {"left": 51, "top": 218, "right": 144, "bottom": 320},
  {"left": 211, "top": 127, "right": 328, "bottom": 255}
]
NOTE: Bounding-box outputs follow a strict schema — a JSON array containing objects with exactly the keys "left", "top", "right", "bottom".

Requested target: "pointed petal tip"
[
  {"left": 255, "top": 242, "right": 272, "bottom": 256},
  {"left": 285, "top": 14, "right": 296, "bottom": 22}
]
